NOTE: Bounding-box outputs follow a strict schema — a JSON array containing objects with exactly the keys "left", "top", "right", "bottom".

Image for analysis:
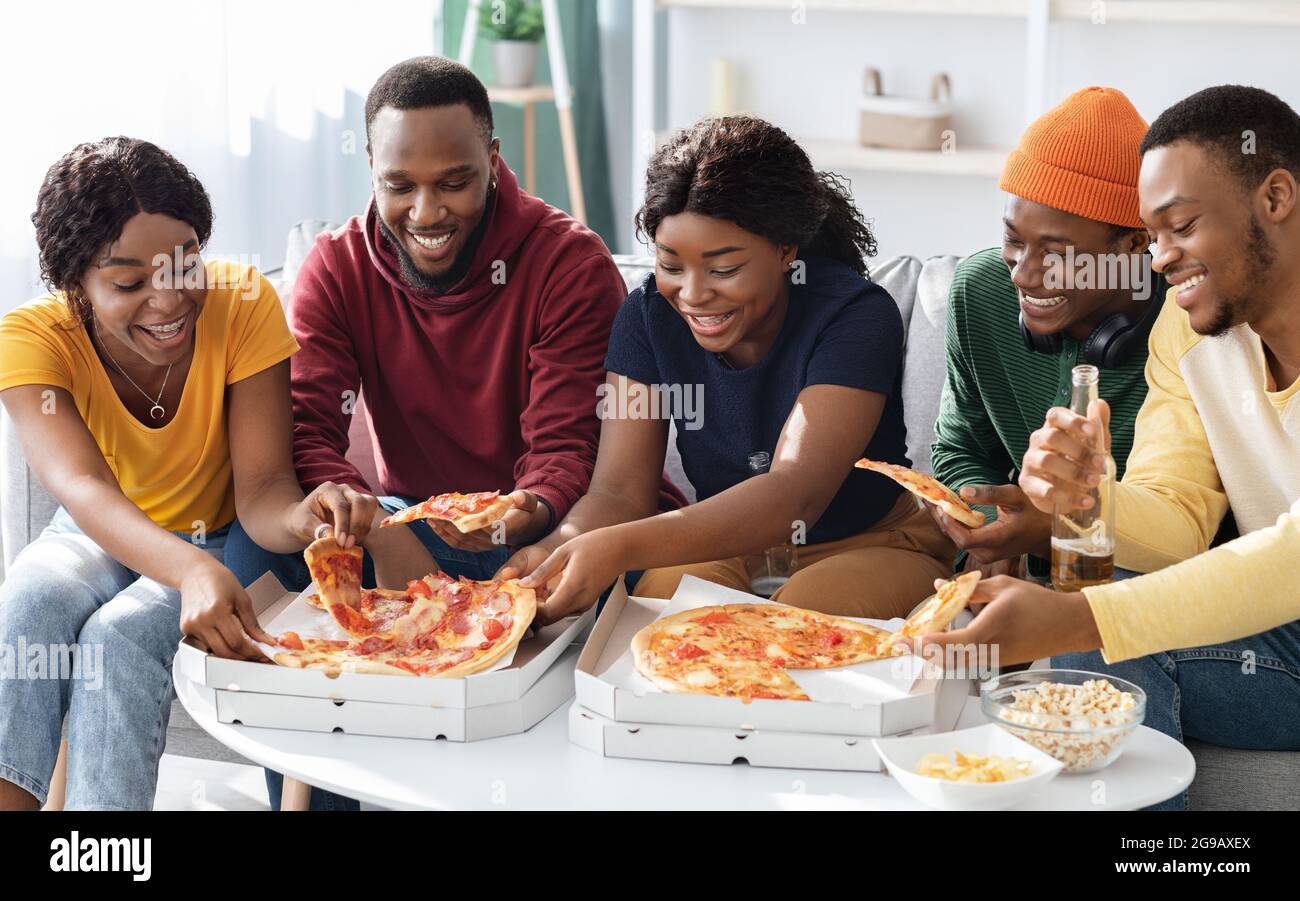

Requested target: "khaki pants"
[{"left": 634, "top": 492, "right": 956, "bottom": 619}]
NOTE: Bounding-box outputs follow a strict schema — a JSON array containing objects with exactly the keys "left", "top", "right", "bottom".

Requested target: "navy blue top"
[{"left": 605, "top": 257, "right": 910, "bottom": 545}]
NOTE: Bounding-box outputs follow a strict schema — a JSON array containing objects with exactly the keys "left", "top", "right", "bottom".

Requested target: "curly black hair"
[
  {"left": 365, "top": 56, "right": 494, "bottom": 148},
  {"left": 1141, "top": 85, "right": 1300, "bottom": 192},
  {"left": 636, "top": 116, "right": 877, "bottom": 277},
  {"left": 32, "top": 136, "right": 213, "bottom": 324}
]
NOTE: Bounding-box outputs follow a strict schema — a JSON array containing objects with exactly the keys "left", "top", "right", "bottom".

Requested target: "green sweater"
[{"left": 931, "top": 247, "right": 1164, "bottom": 573}]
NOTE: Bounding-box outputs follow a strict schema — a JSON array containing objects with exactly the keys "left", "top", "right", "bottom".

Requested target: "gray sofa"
[{"left": 1, "top": 228, "right": 1295, "bottom": 810}]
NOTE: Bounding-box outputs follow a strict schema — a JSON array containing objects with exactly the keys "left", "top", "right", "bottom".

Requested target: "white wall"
[{"left": 611, "top": 6, "right": 1300, "bottom": 263}]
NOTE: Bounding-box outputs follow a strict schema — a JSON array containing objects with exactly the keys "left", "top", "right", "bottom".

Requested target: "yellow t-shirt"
[{"left": 0, "top": 260, "right": 299, "bottom": 532}]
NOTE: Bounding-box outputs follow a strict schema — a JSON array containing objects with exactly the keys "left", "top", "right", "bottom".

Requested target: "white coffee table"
[{"left": 173, "top": 672, "right": 1194, "bottom": 810}]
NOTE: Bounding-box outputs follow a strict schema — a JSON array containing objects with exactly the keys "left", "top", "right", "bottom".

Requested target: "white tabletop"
[{"left": 174, "top": 674, "right": 1195, "bottom": 810}]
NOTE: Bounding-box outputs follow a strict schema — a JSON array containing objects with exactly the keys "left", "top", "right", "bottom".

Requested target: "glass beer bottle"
[{"left": 1051, "top": 365, "right": 1116, "bottom": 591}]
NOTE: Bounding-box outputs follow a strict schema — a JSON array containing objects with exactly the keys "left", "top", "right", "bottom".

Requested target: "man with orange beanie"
[{"left": 928, "top": 86, "right": 1167, "bottom": 581}]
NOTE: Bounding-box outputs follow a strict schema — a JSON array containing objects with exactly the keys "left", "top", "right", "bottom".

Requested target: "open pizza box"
[
  {"left": 575, "top": 575, "right": 970, "bottom": 737},
  {"left": 568, "top": 669, "right": 972, "bottom": 772},
  {"left": 209, "top": 645, "right": 581, "bottom": 742},
  {"left": 173, "top": 571, "right": 596, "bottom": 709}
]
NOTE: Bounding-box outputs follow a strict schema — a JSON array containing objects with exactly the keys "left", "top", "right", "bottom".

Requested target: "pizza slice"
[
  {"left": 380, "top": 490, "right": 513, "bottom": 533},
  {"left": 854, "top": 458, "right": 986, "bottom": 528},
  {"left": 880, "top": 570, "right": 980, "bottom": 655},
  {"left": 303, "top": 536, "right": 364, "bottom": 625}
]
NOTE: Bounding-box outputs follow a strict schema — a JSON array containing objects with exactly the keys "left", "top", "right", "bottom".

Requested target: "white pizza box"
[
  {"left": 576, "top": 576, "right": 966, "bottom": 737},
  {"left": 568, "top": 666, "right": 971, "bottom": 771},
  {"left": 173, "top": 572, "right": 595, "bottom": 709},
  {"left": 212, "top": 645, "right": 580, "bottom": 742}
]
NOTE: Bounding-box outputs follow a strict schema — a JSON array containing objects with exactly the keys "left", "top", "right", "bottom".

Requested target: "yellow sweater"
[{"left": 1083, "top": 291, "right": 1300, "bottom": 661}]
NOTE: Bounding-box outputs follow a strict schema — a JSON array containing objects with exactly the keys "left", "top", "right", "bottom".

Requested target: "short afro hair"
[
  {"left": 1141, "top": 85, "right": 1300, "bottom": 192},
  {"left": 32, "top": 136, "right": 213, "bottom": 323},
  {"left": 364, "top": 56, "right": 494, "bottom": 147}
]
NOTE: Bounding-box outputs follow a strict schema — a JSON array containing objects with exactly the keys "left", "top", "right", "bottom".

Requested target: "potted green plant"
[{"left": 480, "top": 0, "right": 546, "bottom": 89}]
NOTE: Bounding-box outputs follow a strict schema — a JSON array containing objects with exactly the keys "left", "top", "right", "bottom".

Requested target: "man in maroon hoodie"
[{"left": 224, "top": 57, "right": 640, "bottom": 810}]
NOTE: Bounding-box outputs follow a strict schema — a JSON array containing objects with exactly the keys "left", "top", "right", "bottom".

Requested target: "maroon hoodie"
[{"left": 289, "top": 161, "right": 657, "bottom": 524}]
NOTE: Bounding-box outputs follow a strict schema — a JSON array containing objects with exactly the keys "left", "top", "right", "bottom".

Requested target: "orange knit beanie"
[{"left": 1000, "top": 86, "right": 1148, "bottom": 228}]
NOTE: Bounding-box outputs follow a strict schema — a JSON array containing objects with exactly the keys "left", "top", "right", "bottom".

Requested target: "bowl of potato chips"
[{"left": 873, "top": 724, "right": 1064, "bottom": 810}]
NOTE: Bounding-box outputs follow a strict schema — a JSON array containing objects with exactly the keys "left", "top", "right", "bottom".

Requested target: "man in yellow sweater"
[{"left": 921, "top": 86, "right": 1300, "bottom": 808}]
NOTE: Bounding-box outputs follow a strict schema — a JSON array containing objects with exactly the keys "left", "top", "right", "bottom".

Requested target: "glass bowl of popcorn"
[{"left": 981, "top": 670, "right": 1145, "bottom": 773}]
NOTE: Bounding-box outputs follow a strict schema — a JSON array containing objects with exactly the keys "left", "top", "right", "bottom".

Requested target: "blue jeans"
[
  {"left": 1053, "top": 569, "right": 1300, "bottom": 810},
  {"left": 0, "top": 508, "right": 228, "bottom": 809},
  {"left": 222, "top": 494, "right": 510, "bottom": 811}
]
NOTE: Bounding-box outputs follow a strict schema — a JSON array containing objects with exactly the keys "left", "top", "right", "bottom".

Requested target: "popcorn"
[
  {"left": 915, "top": 751, "right": 1033, "bottom": 783},
  {"left": 990, "top": 679, "right": 1139, "bottom": 773}
]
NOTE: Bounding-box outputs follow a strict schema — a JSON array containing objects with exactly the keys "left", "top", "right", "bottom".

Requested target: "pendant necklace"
[{"left": 93, "top": 317, "right": 173, "bottom": 421}]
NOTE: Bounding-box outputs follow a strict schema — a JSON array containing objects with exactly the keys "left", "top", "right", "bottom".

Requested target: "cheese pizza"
[
  {"left": 631, "top": 574, "right": 979, "bottom": 702},
  {"left": 632, "top": 604, "right": 892, "bottom": 702}
]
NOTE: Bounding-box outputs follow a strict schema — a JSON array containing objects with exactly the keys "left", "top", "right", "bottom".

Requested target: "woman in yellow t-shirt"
[{"left": 0, "top": 137, "right": 378, "bottom": 811}]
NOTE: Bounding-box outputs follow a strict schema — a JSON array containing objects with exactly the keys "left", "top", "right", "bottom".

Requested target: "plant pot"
[{"left": 493, "top": 40, "right": 540, "bottom": 89}]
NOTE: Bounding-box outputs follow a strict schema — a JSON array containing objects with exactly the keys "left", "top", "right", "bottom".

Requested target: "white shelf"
[
  {"left": 658, "top": 0, "right": 1026, "bottom": 15},
  {"left": 1053, "top": 0, "right": 1300, "bottom": 25},
  {"left": 486, "top": 85, "right": 561, "bottom": 105},
  {"left": 658, "top": 0, "right": 1300, "bottom": 26},
  {"left": 801, "top": 137, "right": 1008, "bottom": 177},
  {"left": 655, "top": 129, "right": 1008, "bottom": 177}
]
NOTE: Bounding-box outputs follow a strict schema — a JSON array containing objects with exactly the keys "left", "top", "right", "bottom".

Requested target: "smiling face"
[
  {"left": 1001, "top": 196, "right": 1150, "bottom": 341},
  {"left": 652, "top": 212, "right": 797, "bottom": 367},
  {"left": 79, "top": 211, "right": 206, "bottom": 367},
  {"left": 368, "top": 104, "right": 498, "bottom": 288},
  {"left": 1139, "top": 141, "right": 1283, "bottom": 337}
]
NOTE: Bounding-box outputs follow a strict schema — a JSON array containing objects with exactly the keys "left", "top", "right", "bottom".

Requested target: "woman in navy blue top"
[{"left": 500, "top": 116, "right": 954, "bottom": 621}]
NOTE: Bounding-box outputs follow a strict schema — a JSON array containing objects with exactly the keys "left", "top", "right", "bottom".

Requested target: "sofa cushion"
[
  {"left": 0, "top": 410, "right": 60, "bottom": 578},
  {"left": 901, "top": 256, "right": 961, "bottom": 475}
]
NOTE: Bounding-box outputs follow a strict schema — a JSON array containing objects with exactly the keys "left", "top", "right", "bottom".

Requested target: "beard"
[
  {"left": 376, "top": 214, "right": 453, "bottom": 293},
  {"left": 374, "top": 186, "right": 495, "bottom": 295},
  {"left": 1202, "top": 216, "right": 1275, "bottom": 337}
]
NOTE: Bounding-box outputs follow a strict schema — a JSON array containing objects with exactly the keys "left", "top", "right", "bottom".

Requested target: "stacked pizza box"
[
  {"left": 568, "top": 576, "right": 972, "bottom": 771},
  {"left": 172, "top": 572, "right": 595, "bottom": 742}
]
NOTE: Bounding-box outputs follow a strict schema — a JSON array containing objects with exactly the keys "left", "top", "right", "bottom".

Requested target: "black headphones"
[{"left": 1020, "top": 287, "right": 1164, "bottom": 368}]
